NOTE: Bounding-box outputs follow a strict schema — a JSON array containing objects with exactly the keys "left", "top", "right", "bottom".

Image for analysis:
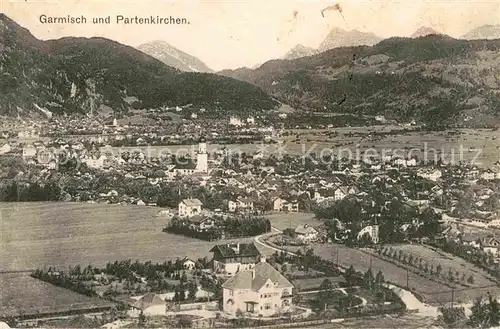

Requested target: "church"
[{"left": 172, "top": 139, "right": 209, "bottom": 176}]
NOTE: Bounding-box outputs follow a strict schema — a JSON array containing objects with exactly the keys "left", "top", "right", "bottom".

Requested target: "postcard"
[{"left": 1, "top": 0, "right": 500, "bottom": 328}]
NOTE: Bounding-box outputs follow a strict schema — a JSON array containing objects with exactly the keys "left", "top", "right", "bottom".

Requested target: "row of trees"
[
  {"left": 377, "top": 247, "right": 475, "bottom": 285},
  {"left": 438, "top": 239, "right": 498, "bottom": 278},
  {"left": 31, "top": 269, "right": 96, "bottom": 297},
  {"left": 0, "top": 181, "right": 62, "bottom": 202},
  {"left": 32, "top": 258, "right": 211, "bottom": 298}
]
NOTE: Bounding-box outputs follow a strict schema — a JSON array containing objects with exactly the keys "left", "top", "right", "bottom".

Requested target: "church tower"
[{"left": 195, "top": 138, "right": 208, "bottom": 173}]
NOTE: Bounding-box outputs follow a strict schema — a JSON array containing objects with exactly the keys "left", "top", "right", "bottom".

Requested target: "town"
[
  {"left": 3, "top": 5, "right": 500, "bottom": 329},
  {"left": 1, "top": 116, "right": 500, "bottom": 328}
]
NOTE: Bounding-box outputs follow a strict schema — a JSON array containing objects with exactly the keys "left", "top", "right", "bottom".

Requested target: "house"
[
  {"left": 333, "top": 186, "right": 358, "bottom": 201},
  {"left": 294, "top": 224, "right": 319, "bottom": 243},
  {"left": 228, "top": 197, "right": 254, "bottom": 213},
  {"left": 417, "top": 168, "right": 442, "bottom": 182},
  {"left": 128, "top": 293, "right": 165, "bottom": 317},
  {"left": 229, "top": 116, "right": 243, "bottom": 126},
  {"left": 481, "top": 237, "right": 500, "bottom": 257},
  {"left": 22, "top": 145, "right": 37, "bottom": 158},
  {"left": 0, "top": 143, "right": 11, "bottom": 155},
  {"left": 273, "top": 197, "right": 299, "bottom": 213},
  {"left": 178, "top": 198, "right": 203, "bottom": 218},
  {"left": 209, "top": 242, "right": 262, "bottom": 276},
  {"left": 183, "top": 258, "right": 196, "bottom": 270},
  {"left": 481, "top": 169, "right": 499, "bottom": 181},
  {"left": 187, "top": 215, "right": 215, "bottom": 231},
  {"left": 222, "top": 257, "right": 294, "bottom": 317}
]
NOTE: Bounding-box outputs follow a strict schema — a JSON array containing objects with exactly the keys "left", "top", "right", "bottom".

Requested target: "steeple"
[
  {"left": 195, "top": 137, "right": 208, "bottom": 173},
  {"left": 198, "top": 137, "right": 207, "bottom": 154}
]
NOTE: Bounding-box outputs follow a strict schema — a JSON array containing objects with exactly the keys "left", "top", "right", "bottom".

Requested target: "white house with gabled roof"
[
  {"left": 178, "top": 198, "right": 203, "bottom": 217},
  {"left": 222, "top": 257, "right": 294, "bottom": 317}
]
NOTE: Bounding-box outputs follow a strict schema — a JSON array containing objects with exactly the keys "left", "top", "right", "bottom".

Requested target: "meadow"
[
  {"left": 312, "top": 243, "right": 500, "bottom": 305},
  {"left": 0, "top": 202, "right": 266, "bottom": 272},
  {"left": 385, "top": 244, "right": 496, "bottom": 289},
  {"left": 0, "top": 272, "right": 114, "bottom": 317}
]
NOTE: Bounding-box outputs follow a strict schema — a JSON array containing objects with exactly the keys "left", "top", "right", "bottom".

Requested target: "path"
[{"left": 385, "top": 284, "right": 440, "bottom": 318}]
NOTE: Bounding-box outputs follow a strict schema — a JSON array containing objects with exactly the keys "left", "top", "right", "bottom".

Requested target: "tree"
[
  {"left": 318, "top": 279, "right": 335, "bottom": 311},
  {"left": 178, "top": 317, "right": 193, "bottom": 328},
  {"left": 468, "top": 275, "right": 475, "bottom": 284},
  {"left": 375, "top": 270, "right": 385, "bottom": 287},
  {"left": 436, "top": 264, "right": 442, "bottom": 276},
  {"left": 363, "top": 268, "right": 375, "bottom": 291},
  {"left": 180, "top": 271, "right": 188, "bottom": 285},
  {"left": 138, "top": 310, "right": 146, "bottom": 327},
  {"left": 188, "top": 283, "right": 197, "bottom": 300},
  {"left": 468, "top": 294, "right": 500, "bottom": 328},
  {"left": 344, "top": 265, "right": 357, "bottom": 287},
  {"left": 469, "top": 297, "right": 488, "bottom": 328}
]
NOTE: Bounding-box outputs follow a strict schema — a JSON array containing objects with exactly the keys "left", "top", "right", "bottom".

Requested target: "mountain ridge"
[
  {"left": 411, "top": 26, "right": 441, "bottom": 38},
  {"left": 281, "top": 44, "right": 319, "bottom": 60},
  {"left": 0, "top": 14, "right": 277, "bottom": 117},
  {"left": 137, "top": 40, "right": 213, "bottom": 73},
  {"left": 462, "top": 25, "right": 500, "bottom": 40},
  {"left": 218, "top": 35, "right": 500, "bottom": 127},
  {"left": 318, "top": 28, "right": 382, "bottom": 52}
]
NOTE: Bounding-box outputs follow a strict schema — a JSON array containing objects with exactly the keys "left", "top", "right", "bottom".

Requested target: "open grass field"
[
  {"left": 0, "top": 273, "right": 114, "bottom": 317},
  {"left": 0, "top": 202, "right": 269, "bottom": 272},
  {"left": 265, "top": 212, "right": 321, "bottom": 231},
  {"left": 312, "top": 243, "right": 500, "bottom": 305}
]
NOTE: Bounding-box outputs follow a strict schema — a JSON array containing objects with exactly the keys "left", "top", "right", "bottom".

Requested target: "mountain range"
[
  {"left": 220, "top": 35, "right": 500, "bottom": 127},
  {"left": 0, "top": 13, "right": 276, "bottom": 117},
  {"left": 462, "top": 25, "right": 500, "bottom": 40},
  {"left": 281, "top": 27, "right": 445, "bottom": 62},
  {"left": 137, "top": 40, "right": 213, "bottom": 73},
  {"left": 3, "top": 12, "right": 500, "bottom": 127}
]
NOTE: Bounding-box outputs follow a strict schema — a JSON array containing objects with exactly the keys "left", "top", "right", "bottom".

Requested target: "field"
[
  {"left": 265, "top": 212, "right": 321, "bottom": 231},
  {"left": 386, "top": 244, "right": 496, "bottom": 288},
  {"left": 312, "top": 244, "right": 500, "bottom": 305},
  {"left": 0, "top": 273, "right": 114, "bottom": 317},
  {"left": 109, "top": 128, "right": 500, "bottom": 168},
  {"left": 0, "top": 202, "right": 270, "bottom": 272}
]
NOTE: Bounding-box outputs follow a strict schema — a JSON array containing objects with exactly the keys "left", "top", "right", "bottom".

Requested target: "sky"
[{"left": 2, "top": 0, "right": 500, "bottom": 71}]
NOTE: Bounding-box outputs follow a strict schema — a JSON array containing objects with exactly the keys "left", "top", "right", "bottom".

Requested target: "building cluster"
[{"left": 129, "top": 242, "right": 294, "bottom": 318}]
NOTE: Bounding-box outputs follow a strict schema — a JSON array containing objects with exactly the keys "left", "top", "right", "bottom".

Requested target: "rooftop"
[
  {"left": 222, "top": 261, "right": 293, "bottom": 291},
  {"left": 181, "top": 198, "right": 203, "bottom": 207},
  {"left": 209, "top": 242, "right": 261, "bottom": 258},
  {"left": 131, "top": 293, "right": 164, "bottom": 310}
]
